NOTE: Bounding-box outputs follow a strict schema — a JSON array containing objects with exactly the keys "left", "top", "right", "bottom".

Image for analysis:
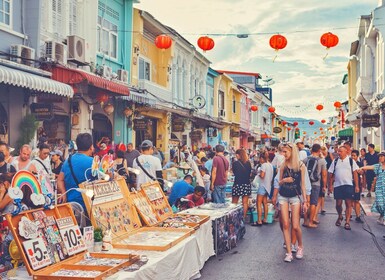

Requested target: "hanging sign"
[
  {"left": 172, "top": 119, "right": 185, "bottom": 132},
  {"left": 190, "top": 130, "right": 202, "bottom": 141},
  {"left": 361, "top": 114, "right": 380, "bottom": 128},
  {"left": 230, "top": 130, "right": 240, "bottom": 137},
  {"left": 133, "top": 119, "right": 147, "bottom": 131},
  {"left": 273, "top": 126, "right": 282, "bottom": 133},
  {"left": 191, "top": 95, "right": 206, "bottom": 109},
  {"left": 30, "top": 103, "right": 53, "bottom": 121}
]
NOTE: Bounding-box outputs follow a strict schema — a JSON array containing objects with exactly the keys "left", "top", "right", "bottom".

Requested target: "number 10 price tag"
[
  {"left": 59, "top": 225, "right": 86, "bottom": 256},
  {"left": 23, "top": 238, "right": 52, "bottom": 270}
]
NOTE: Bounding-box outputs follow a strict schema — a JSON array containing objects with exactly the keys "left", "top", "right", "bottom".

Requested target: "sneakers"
[
  {"left": 291, "top": 244, "right": 297, "bottom": 253},
  {"left": 355, "top": 217, "right": 364, "bottom": 223},
  {"left": 284, "top": 253, "right": 293, "bottom": 262},
  {"left": 296, "top": 247, "right": 304, "bottom": 259}
]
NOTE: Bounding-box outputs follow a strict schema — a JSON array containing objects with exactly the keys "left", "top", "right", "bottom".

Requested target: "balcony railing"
[{"left": 138, "top": 79, "right": 172, "bottom": 103}]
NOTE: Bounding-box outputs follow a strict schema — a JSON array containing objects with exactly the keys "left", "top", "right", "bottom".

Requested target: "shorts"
[
  {"left": 319, "top": 186, "right": 325, "bottom": 198},
  {"left": 353, "top": 186, "right": 362, "bottom": 201},
  {"left": 257, "top": 186, "right": 267, "bottom": 196},
  {"left": 334, "top": 185, "right": 354, "bottom": 200},
  {"left": 310, "top": 186, "right": 320, "bottom": 205},
  {"left": 278, "top": 194, "right": 301, "bottom": 206}
]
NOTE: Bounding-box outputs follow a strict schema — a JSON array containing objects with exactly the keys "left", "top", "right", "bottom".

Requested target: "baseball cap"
[
  {"left": 140, "top": 140, "right": 154, "bottom": 148},
  {"left": 50, "top": 150, "right": 63, "bottom": 157},
  {"left": 378, "top": 150, "right": 385, "bottom": 157},
  {"left": 294, "top": 139, "right": 303, "bottom": 145}
]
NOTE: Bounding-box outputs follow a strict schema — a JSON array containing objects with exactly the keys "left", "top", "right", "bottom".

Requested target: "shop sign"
[
  {"left": 231, "top": 130, "right": 240, "bottom": 137},
  {"left": 133, "top": 119, "right": 147, "bottom": 131},
  {"left": 30, "top": 103, "right": 53, "bottom": 121},
  {"left": 361, "top": 114, "right": 380, "bottom": 128},
  {"left": 190, "top": 130, "right": 202, "bottom": 141},
  {"left": 273, "top": 126, "right": 282, "bottom": 133},
  {"left": 247, "top": 136, "right": 255, "bottom": 142},
  {"left": 37, "top": 93, "right": 62, "bottom": 103},
  {"left": 172, "top": 119, "right": 185, "bottom": 132}
]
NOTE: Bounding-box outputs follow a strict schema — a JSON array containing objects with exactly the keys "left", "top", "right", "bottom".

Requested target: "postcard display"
[
  {"left": 79, "top": 178, "right": 195, "bottom": 252},
  {"left": 5, "top": 204, "right": 138, "bottom": 280}
]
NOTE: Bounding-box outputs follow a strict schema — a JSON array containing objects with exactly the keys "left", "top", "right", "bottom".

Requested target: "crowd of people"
[{"left": 0, "top": 134, "right": 385, "bottom": 264}]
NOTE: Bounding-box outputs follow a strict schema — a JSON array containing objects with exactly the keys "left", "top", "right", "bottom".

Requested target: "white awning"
[{"left": 0, "top": 65, "right": 73, "bottom": 97}]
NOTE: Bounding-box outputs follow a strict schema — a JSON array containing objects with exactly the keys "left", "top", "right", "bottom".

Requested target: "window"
[
  {"left": 69, "top": 0, "right": 77, "bottom": 35},
  {"left": 0, "top": 0, "right": 10, "bottom": 26},
  {"left": 218, "top": 90, "right": 224, "bottom": 110},
  {"left": 52, "top": 0, "right": 63, "bottom": 35},
  {"left": 232, "top": 95, "right": 236, "bottom": 113},
  {"left": 97, "top": 16, "right": 118, "bottom": 59},
  {"left": 138, "top": 57, "right": 151, "bottom": 81}
]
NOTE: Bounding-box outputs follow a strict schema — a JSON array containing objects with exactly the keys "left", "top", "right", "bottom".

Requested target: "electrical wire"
[{"left": 361, "top": 215, "right": 385, "bottom": 258}]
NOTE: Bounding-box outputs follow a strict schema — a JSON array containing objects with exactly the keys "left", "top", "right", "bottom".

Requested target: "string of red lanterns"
[
  {"left": 268, "top": 106, "right": 276, "bottom": 113},
  {"left": 316, "top": 104, "right": 324, "bottom": 111},
  {"left": 334, "top": 101, "right": 342, "bottom": 108},
  {"left": 197, "top": 36, "right": 215, "bottom": 52},
  {"left": 250, "top": 105, "right": 258, "bottom": 112},
  {"left": 155, "top": 35, "right": 172, "bottom": 50}
]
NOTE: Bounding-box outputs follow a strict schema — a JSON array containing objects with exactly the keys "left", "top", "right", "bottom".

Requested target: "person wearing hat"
[
  {"left": 360, "top": 151, "right": 385, "bottom": 225},
  {"left": 133, "top": 140, "right": 164, "bottom": 191},
  {"left": 50, "top": 150, "right": 63, "bottom": 179},
  {"left": 295, "top": 139, "right": 308, "bottom": 161}
]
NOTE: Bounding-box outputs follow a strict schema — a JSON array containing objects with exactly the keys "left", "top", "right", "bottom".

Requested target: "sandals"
[
  {"left": 344, "top": 223, "right": 351, "bottom": 230},
  {"left": 251, "top": 222, "right": 262, "bottom": 227},
  {"left": 335, "top": 217, "right": 343, "bottom": 227}
]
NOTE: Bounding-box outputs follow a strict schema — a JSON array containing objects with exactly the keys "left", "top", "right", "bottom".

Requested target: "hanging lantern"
[
  {"left": 309, "top": 121, "right": 314, "bottom": 125},
  {"left": 197, "top": 36, "right": 215, "bottom": 52},
  {"left": 293, "top": 121, "right": 298, "bottom": 126},
  {"left": 321, "top": 119, "right": 326, "bottom": 124},
  {"left": 269, "top": 34, "right": 287, "bottom": 51},
  {"left": 268, "top": 106, "right": 275, "bottom": 113},
  {"left": 334, "top": 101, "right": 342, "bottom": 108},
  {"left": 281, "top": 120, "right": 287, "bottom": 126},
  {"left": 303, "top": 132, "right": 307, "bottom": 135},
  {"left": 250, "top": 105, "right": 258, "bottom": 112},
  {"left": 319, "top": 127, "right": 323, "bottom": 131},
  {"left": 287, "top": 127, "right": 292, "bottom": 131},
  {"left": 155, "top": 35, "right": 172, "bottom": 50},
  {"left": 295, "top": 127, "right": 300, "bottom": 131},
  {"left": 96, "top": 92, "right": 109, "bottom": 105},
  {"left": 316, "top": 104, "right": 324, "bottom": 111},
  {"left": 103, "top": 104, "right": 114, "bottom": 115},
  {"left": 320, "top": 32, "right": 339, "bottom": 49},
  {"left": 314, "top": 132, "right": 317, "bottom": 135}
]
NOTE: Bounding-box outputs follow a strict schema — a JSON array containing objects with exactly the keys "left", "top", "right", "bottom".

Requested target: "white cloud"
[{"left": 135, "top": 0, "right": 377, "bottom": 119}]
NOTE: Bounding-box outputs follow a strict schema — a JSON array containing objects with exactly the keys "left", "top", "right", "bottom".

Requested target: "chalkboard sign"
[
  {"left": 134, "top": 119, "right": 147, "bottom": 131},
  {"left": 362, "top": 114, "right": 380, "bottom": 128},
  {"left": 172, "top": 119, "right": 185, "bottom": 132}
]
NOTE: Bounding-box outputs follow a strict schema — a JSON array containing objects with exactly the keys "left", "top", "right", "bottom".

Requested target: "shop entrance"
[
  {"left": 0, "top": 103, "right": 7, "bottom": 142},
  {"left": 92, "top": 113, "right": 112, "bottom": 145},
  {"left": 135, "top": 118, "right": 157, "bottom": 149}
]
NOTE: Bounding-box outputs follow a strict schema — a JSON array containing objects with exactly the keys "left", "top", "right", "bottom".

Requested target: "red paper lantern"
[
  {"left": 321, "top": 119, "right": 326, "bottom": 124},
  {"left": 268, "top": 106, "right": 275, "bottom": 113},
  {"left": 320, "top": 32, "right": 339, "bottom": 49},
  {"left": 96, "top": 92, "right": 109, "bottom": 105},
  {"left": 293, "top": 121, "right": 298, "bottom": 126},
  {"left": 155, "top": 35, "right": 172, "bottom": 50},
  {"left": 319, "top": 127, "right": 323, "bottom": 131},
  {"left": 316, "top": 104, "right": 324, "bottom": 111},
  {"left": 281, "top": 120, "right": 287, "bottom": 126},
  {"left": 334, "top": 101, "right": 342, "bottom": 108},
  {"left": 295, "top": 127, "right": 300, "bottom": 131},
  {"left": 269, "top": 35, "right": 287, "bottom": 51},
  {"left": 287, "top": 127, "right": 292, "bottom": 131},
  {"left": 250, "top": 105, "right": 258, "bottom": 112},
  {"left": 197, "top": 36, "right": 215, "bottom": 52},
  {"left": 314, "top": 132, "right": 317, "bottom": 135},
  {"left": 309, "top": 121, "right": 314, "bottom": 125},
  {"left": 303, "top": 132, "right": 307, "bottom": 135}
]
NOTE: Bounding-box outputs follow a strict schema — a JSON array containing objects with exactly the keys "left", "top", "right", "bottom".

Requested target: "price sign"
[
  {"left": 23, "top": 238, "right": 52, "bottom": 270},
  {"left": 60, "top": 225, "right": 87, "bottom": 256},
  {"left": 83, "top": 226, "right": 94, "bottom": 251}
]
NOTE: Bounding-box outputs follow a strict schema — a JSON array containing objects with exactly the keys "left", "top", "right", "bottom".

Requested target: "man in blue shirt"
[
  {"left": 168, "top": 175, "right": 194, "bottom": 205},
  {"left": 57, "top": 133, "right": 95, "bottom": 211}
]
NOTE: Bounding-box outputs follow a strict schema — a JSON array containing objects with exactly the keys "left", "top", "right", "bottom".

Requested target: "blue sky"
[{"left": 135, "top": 0, "right": 377, "bottom": 120}]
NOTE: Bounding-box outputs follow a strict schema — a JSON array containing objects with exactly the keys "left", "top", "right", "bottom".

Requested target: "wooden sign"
[
  {"left": 231, "top": 130, "right": 240, "bottom": 137},
  {"left": 190, "top": 130, "right": 202, "bottom": 141},
  {"left": 172, "top": 119, "right": 185, "bottom": 132},
  {"left": 362, "top": 114, "right": 380, "bottom": 128},
  {"left": 30, "top": 103, "right": 53, "bottom": 121},
  {"left": 134, "top": 119, "right": 148, "bottom": 131}
]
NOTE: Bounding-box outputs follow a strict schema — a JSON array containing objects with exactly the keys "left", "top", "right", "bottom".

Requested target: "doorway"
[{"left": 92, "top": 113, "right": 112, "bottom": 145}]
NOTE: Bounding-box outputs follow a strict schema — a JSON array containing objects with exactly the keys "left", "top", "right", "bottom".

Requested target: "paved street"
[{"left": 200, "top": 196, "right": 385, "bottom": 280}]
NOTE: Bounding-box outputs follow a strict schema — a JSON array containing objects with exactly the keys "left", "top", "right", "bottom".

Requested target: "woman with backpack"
[{"left": 272, "top": 142, "right": 308, "bottom": 262}]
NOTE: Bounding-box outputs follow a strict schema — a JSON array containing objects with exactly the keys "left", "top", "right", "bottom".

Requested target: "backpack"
[
  {"left": 306, "top": 157, "right": 319, "bottom": 183},
  {"left": 332, "top": 157, "right": 353, "bottom": 175}
]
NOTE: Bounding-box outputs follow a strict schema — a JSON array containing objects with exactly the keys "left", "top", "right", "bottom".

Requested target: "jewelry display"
[
  {"left": 51, "top": 269, "right": 102, "bottom": 277},
  {"left": 117, "top": 230, "right": 186, "bottom": 247}
]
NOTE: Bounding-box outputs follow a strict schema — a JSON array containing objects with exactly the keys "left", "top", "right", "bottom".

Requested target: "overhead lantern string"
[
  {"left": 269, "top": 34, "right": 287, "bottom": 62},
  {"left": 320, "top": 32, "right": 339, "bottom": 60}
]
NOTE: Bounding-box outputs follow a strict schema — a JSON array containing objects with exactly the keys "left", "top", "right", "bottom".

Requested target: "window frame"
[
  {"left": 0, "top": 0, "right": 12, "bottom": 28},
  {"left": 97, "top": 16, "right": 118, "bottom": 60},
  {"left": 138, "top": 56, "right": 151, "bottom": 81}
]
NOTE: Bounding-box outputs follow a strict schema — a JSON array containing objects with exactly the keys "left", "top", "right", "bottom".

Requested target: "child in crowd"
[{"left": 199, "top": 166, "right": 211, "bottom": 202}]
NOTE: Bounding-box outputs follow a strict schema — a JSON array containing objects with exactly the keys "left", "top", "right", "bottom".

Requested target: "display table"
[
  {"left": 180, "top": 204, "right": 245, "bottom": 255},
  {"left": 6, "top": 220, "right": 214, "bottom": 280}
]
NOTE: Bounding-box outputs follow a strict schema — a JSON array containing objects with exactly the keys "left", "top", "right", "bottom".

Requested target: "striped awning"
[{"left": 0, "top": 65, "right": 73, "bottom": 97}]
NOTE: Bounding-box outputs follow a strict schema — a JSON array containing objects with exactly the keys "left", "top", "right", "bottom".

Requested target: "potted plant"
[{"left": 93, "top": 227, "right": 103, "bottom": 252}]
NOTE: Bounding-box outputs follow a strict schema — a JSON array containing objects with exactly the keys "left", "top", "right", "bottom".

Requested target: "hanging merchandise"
[
  {"left": 269, "top": 34, "right": 287, "bottom": 61},
  {"left": 316, "top": 104, "right": 324, "bottom": 111},
  {"left": 197, "top": 36, "right": 215, "bottom": 52},
  {"left": 250, "top": 105, "right": 258, "bottom": 112},
  {"left": 155, "top": 35, "right": 172, "bottom": 50}
]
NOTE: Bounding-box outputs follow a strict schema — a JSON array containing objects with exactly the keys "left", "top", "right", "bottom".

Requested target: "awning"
[
  {"left": 0, "top": 65, "right": 73, "bottom": 97},
  {"left": 50, "top": 66, "right": 129, "bottom": 96},
  {"left": 118, "top": 90, "right": 156, "bottom": 105},
  {"left": 338, "top": 127, "right": 353, "bottom": 137}
]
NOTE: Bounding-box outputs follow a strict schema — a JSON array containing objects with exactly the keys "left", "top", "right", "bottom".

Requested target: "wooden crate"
[
  {"left": 112, "top": 227, "right": 194, "bottom": 251},
  {"left": 140, "top": 181, "right": 173, "bottom": 222},
  {"left": 5, "top": 204, "right": 139, "bottom": 280},
  {"left": 79, "top": 178, "right": 142, "bottom": 235}
]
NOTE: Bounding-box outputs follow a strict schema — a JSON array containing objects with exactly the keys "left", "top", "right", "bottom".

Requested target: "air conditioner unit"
[
  {"left": 45, "top": 41, "right": 66, "bottom": 64},
  {"left": 10, "top": 45, "right": 35, "bottom": 66},
  {"left": 67, "top": 35, "right": 85, "bottom": 64},
  {"left": 117, "top": 69, "right": 128, "bottom": 83},
  {"left": 219, "top": 109, "right": 226, "bottom": 117},
  {"left": 101, "top": 65, "right": 113, "bottom": 79}
]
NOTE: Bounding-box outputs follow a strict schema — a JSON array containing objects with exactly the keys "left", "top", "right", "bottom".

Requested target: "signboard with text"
[
  {"left": 30, "top": 103, "right": 53, "bottom": 121},
  {"left": 361, "top": 114, "right": 380, "bottom": 128},
  {"left": 133, "top": 119, "right": 147, "bottom": 131},
  {"left": 172, "top": 119, "right": 185, "bottom": 132}
]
